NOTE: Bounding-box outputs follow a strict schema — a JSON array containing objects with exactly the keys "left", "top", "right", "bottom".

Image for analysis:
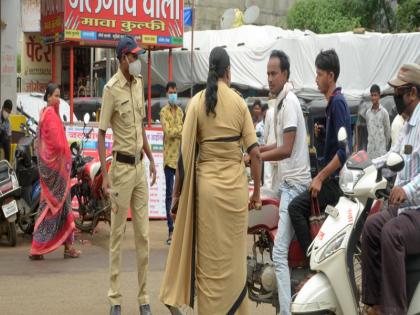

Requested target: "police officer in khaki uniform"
[{"left": 98, "top": 36, "right": 157, "bottom": 315}]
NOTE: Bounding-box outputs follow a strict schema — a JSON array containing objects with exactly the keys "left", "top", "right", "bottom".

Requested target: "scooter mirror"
[
  {"left": 385, "top": 152, "right": 405, "bottom": 173},
  {"left": 83, "top": 113, "right": 90, "bottom": 125},
  {"left": 70, "top": 142, "right": 80, "bottom": 156},
  {"left": 63, "top": 114, "right": 68, "bottom": 122},
  {"left": 91, "top": 112, "right": 96, "bottom": 120},
  {"left": 337, "top": 127, "right": 347, "bottom": 144}
]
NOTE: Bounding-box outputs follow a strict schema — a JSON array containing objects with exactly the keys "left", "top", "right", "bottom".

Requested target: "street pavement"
[{"left": 0, "top": 220, "right": 274, "bottom": 315}]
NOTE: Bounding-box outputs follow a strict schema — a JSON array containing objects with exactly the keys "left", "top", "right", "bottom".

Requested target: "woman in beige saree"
[{"left": 160, "top": 47, "right": 262, "bottom": 315}]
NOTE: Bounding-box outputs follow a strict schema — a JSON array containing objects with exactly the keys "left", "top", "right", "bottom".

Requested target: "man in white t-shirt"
[{"left": 260, "top": 50, "right": 311, "bottom": 315}]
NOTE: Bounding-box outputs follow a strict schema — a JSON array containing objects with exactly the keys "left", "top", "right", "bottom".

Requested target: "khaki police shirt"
[{"left": 99, "top": 69, "right": 145, "bottom": 156}]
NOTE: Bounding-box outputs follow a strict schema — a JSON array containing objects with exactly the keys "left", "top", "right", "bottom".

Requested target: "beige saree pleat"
[{"left": 160, "top": 93, "right": 200, "bottom": 308}]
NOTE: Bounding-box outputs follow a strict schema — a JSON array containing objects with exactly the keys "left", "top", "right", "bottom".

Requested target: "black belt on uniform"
[{"left": 115, "top": 152, "right": 143, "bottom": 165}]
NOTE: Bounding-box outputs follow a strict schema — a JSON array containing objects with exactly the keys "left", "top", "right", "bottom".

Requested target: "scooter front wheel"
[{"left": 7, "top": 222, "right": 17, "bottom": 247}]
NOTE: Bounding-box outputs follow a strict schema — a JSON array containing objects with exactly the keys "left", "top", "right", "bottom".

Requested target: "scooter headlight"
[
  {"left": 317, "top": 231, "right": 346, "bottom": 262},
  {"left": 339, "top": 165, "right": 364, "bottom": 194}
]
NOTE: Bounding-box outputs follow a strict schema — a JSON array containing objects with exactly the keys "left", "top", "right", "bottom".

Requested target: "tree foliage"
[
  {"left": 287, "top": 0, "right": 420, "bottom": 34},
  {"left": 287, "top": 0, "right": 360, "bottom": 34},
  {"left": 396, "top": 0, "right": 420, "bottom": 32}
]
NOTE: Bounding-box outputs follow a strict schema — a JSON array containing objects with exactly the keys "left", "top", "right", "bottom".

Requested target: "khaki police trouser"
[{"left": 108, "top": 159, "right": 149, "bottom": 306}]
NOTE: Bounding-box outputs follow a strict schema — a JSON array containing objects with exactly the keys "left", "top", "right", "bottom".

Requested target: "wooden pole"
[
  {"left": 51, "top": 44, "right": 56, "bottom": 82},
  {"left": 168, "top": 48, "right": 173, "bottom": 81},
  {"left": 147, "top": 48, "right": 152, "bottom": 127},
  {"left": 190, "top": 0, "right": 195, "bottom": 97},
  {"left": 70, "top": 45, "right": 74, "bottom": 124}
]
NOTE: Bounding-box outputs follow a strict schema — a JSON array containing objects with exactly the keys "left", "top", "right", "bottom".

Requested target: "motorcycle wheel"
[
  {"left": 7, "top": 222, "right": 17, "bottom": 247},
  {"left": 71, "top": 187, "right": 98, "bottom": 233}
]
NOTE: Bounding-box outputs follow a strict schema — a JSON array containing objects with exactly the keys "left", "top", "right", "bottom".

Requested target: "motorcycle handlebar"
[
  {"left": 17, "top": 106, "right": 38, "bottom": 126},
  {"left": 376, "top": 187, "right": 391, "bottom": 199},
  {"left": 86, "top": 128, "right": 94, "bottom": 138}
]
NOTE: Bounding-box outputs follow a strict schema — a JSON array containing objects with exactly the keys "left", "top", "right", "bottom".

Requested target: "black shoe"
[
  {"left": 140, "top": 304, "right": 152, "bottom": 315},
  {"left": 165, "top": 304, "right": 183, "bottom": 315},
  {"left": 110, "top": 305, "right": 121, "bottom": 315},
  {"left": 166, "top": 231, "right": 173, "bottom": 245}
]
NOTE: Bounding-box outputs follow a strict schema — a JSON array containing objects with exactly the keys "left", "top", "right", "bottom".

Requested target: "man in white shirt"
[
  {"left": 365, "top": 84, "right": 391, "bottom": 159},
  {"left": 362, "top": 63, "right": 420, "bottom": 315},
  {"left": 260, "top": 50, "right": 311, "bottom": 315}
]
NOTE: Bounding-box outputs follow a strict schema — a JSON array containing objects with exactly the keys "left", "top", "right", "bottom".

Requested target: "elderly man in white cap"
[{"left": 361, "top": 63, "right": 420, "bottom": 315}]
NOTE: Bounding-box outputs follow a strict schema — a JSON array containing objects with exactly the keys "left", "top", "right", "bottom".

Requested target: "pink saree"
[{"left": 30, "top": 105, "right": 74, "bottom": 255}]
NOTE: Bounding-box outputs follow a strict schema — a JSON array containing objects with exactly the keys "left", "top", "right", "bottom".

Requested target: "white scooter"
[{"left": 291, "top": 129, "right": 420, "bottom": 315}]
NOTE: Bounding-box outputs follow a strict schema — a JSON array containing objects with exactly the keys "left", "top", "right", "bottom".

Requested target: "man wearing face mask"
[
  {"left": 0, "top": 100, "right": 13, "bottom": 161},
  {"left": 159, "top": 81, "right": 183, "bottom": 245},
  {"left": 98, "top": 36, "right": 157, "bottom": 315},
  {"left": 361, "top": 63, "right": 420, "bottom": 315}
]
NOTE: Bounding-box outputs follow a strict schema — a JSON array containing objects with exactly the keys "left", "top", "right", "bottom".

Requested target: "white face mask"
[
  {"left": 126, "top": 56, "right": 142, "bottom": 77},
  {"left": 2, "top": 111, "right": 9, "bottom": 120}
]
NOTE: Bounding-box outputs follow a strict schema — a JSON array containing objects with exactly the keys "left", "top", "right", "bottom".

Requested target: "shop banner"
[
  {"left": 65, "top": 125, "right": 166, "bottom": 218},
  {"left": 21, "top": 33, "right": 52, "bottom": 93},
  {"left": 40, "top": 0, "right": 65, "bottom": 37},
  {"left": 22, "top": 0, "right": 41, "bottom": 32},
  {"left": 41, "top": 0, "right": 183, "bottom": 47}
]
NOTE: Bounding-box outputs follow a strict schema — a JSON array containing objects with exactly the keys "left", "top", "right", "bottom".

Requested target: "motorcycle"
[
  {"left": 0, "top": 160, "right": 22, "bottom": 246},
  {"left": 291, "top": 131, "right": 420, "bottom": 314},
  {"left": 70, "top": 113, "right": 112, "bottom": 233},
  {"left": 247, "top": 196, "right": 310, "bottom": 313},
  {"left": 14, "top": 106, "right": 40, "bottom": 234},
  {"left": 247, "top": 128, "right": 383, "bottom": 314}
]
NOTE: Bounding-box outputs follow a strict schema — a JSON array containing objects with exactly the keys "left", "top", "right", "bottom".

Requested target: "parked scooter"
[
  {"left": 15, "top": 105, "right": 40, "bottom": 234},
  {"left": 291, "top": 131, "right": 420, "bottom": 314},
  {"left": 70, "top": 113, "right": 112, "bottom": 233},
  {"left": 0, "top": 160, "right": 22, "bottom": 246}
]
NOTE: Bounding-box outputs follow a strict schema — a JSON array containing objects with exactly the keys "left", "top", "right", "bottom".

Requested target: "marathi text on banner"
[
  {"left": 65, "top": 126, "right": 166, "bottom": 218},
  {"left": 21, "top": 33, "right": 52, "bottom": 93}
]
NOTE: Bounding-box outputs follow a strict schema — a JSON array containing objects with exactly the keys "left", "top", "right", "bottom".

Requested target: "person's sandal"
[
  {"left": 166, "top": 232, "right": 173, "bottom": 245},
  {"left": 362, "top": 305, "right": 381, "bottom": 315},
  {"left": 29, "top": 254, "right": 44, "bottom": 260},
  {"left": 64, "top": 248, "right": 81, "bottom": 258},
  {"left": 165, "top": 304, "right": 184, "bottom": 315}
]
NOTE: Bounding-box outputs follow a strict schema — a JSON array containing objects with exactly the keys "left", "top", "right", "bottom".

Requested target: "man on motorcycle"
[
  {"left": 259, "top": 50, "right": 312, "bottom": 315},
  {"left": 361, "top": 63, "right": 420, "bottom": 315},
  {"left": 288, "top": 50, "right": 352, "bottom": 255}
]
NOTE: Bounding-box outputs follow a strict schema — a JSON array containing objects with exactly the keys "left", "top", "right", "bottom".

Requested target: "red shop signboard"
[{"left": 41, "top": 0, "right": 184, "bottom": 48}]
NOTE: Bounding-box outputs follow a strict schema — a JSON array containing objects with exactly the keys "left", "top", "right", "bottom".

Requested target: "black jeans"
[
  {"left": 362, "top": 209, "right": 420, "bottom": 314},
  {"left": 288, "top": 178, "right": 342, "bottom": 253},
  {"left": 0, "top": 135, "right": 10, "bottom": 162},
  {"left": 164, "top": 166, "right": 176, "bottom": 233}
]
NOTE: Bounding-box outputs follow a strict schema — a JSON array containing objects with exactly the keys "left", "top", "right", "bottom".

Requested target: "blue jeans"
[
  {"left": 164, "top": 166, "right": 175, "bottom": 233},
  {"left": 273, "top": 181, "right": 309, "bottom": 315}
]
